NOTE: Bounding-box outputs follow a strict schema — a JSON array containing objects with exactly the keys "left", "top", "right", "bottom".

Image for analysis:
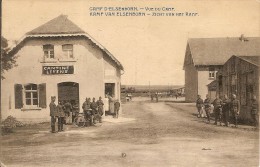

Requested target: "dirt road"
[{"left": 1, "top": 98, "right": 259, "bottom": 167}]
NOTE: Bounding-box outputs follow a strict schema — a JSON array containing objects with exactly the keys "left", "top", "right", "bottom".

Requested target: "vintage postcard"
[{"left": 1, "top": 0, "right": 259, "bottom": 166}]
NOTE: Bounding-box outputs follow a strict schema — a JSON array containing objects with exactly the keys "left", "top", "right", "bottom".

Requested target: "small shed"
[
  {"left": 207, "top": 80, "right": 217, "bottom": 100},
  {"left": 218, "top": 55, "right": 259, "bottom": 122}
]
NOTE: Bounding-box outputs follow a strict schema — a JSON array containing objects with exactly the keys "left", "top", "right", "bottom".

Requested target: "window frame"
[
  {"left": 24, "top": 84, "right": 39, "bottom": 107},
  {"left": 209, "top": 67, "right": 216, "bottom": 79},
  {"left": 43, "top": 44, "right": 54, "bottom": 59},
  {"left": 62, "top": 44, "right": 74, "bottom": 59}
]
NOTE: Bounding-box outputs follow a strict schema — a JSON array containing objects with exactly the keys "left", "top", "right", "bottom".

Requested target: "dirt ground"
[{"left": 0, "top": 97, "right": 259, "bottom": 167}]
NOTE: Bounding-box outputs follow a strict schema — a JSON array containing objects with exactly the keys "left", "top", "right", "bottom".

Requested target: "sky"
[{"left": 2, "top": 0, "right": 260, "bottom": 85}]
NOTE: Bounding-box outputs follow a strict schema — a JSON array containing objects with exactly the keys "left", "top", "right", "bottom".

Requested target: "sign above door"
[{"left": 42, "top": 66, "right": 74, "bottom": 75}]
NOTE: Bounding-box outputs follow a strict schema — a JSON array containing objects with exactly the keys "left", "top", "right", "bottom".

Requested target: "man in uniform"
[
  {"left": 82, "top": 97, "right": 93, "bottom": 126},
  {"left": 230, "top": 94, "right": 240, "bottom": 128},
  {"left": 204, "top": 94, "right": 211, "bottom": 123},
  {"left": 64, "top": 100, "right": 72, "bottom": 124},
  {"left": 97, "top": 97, "right": 104, "bottom": 123},
  {"left": 212, "top": 95, "right": 223, "bottom": 125},
  {"left": 114, "top": 100, "right": 121, "bottom": 118},
  {"left": 196, "top": 95, "right": 204, "bottom": 118},
  {"left": 90, "top": 97, "right": 99, "bottom": 124},
  {"left": 49, "top": 96, "right": 57, "bottom": 133},
  {"left": 57, "top": 101, "right": 65, "bottom": 132},
  {"left": 251, "top": 95, "right": 258, "bottom": 129},
  {"left": 222, "top": 94, "right": 231, "bottom": 127},
  {"left": 72, "top": 100, "right": 79, "bottom": 123}
]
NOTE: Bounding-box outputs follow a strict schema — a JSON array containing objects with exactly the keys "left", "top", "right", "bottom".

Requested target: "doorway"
[
  {"left": 57, "top": 82, "right": 79, "bottom": 105},
  {"left": 105, "top": 83, "right": 115, "bottom": 96}
]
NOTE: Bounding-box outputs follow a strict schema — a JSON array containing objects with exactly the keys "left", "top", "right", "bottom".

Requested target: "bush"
[{"left": 1, "top": 116, "right": 24, "bottom": 134}]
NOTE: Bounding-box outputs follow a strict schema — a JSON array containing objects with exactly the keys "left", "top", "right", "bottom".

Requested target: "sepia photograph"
[{"left": 1, "top": 0, "right": 259, "bottom": 166}]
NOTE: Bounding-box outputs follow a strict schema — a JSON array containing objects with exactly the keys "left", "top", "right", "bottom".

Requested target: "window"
[
  {"left": 43, "top": 44, "right": 54, "bottom": 59},
  {"left": 209, "top": 67, "right": 216, "bottom": 79},
  {"left": 62, "top": 44, "right": 73, "bottom": 58},
  {"left": 25, "top": 84, "right": 38, "bottom": 106},
  {"left": 14, "top": 83, "right": 47, "bottom": 109},
  {"left": 209, "top": 71, "right": 215, "bottom": 78}
]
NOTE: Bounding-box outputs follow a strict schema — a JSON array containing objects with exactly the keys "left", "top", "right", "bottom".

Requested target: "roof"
[
  {"left": 207, "top": 80, "right": 217, "bottom": 91},
  {"left": 186, "top": 37, "right": 260, "bottom": 66},
  {"left": 1, "top": 36, "right": 8, "bottom": 48},
  {"left": 207, "top": 80, "right": 217, "bottom": 87},
  {"left": 236, "top": 55, "right": 260, "bottom": 67},
  {"left": 8, "top": 15, "right": 123, "bottom": 70},
  {"left": 26, "top": 15, "right": 85, "bottom": 35}
]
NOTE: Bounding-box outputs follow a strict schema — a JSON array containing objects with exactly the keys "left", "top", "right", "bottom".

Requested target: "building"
[
  {"left": 217, "top": 55, "right": 259, "bottom": 121},
  {"left": 207, "top": 80, "right": 217, "bottom": 100},
  {"left": 183, "top": 36, "right": 260, "bottom": 102},
  {"left": 1, "top": 15, "right": 124, "bottom": 122}
]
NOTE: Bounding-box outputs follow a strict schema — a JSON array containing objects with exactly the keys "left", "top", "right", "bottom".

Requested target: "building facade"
[
  {"left": 183, "top": 36, "right": 260, "bottom": 102},
  {"left": 218, "top": 55, "right": 259, "bottom": 121},
  {"left": 1, "top": 15, "right": 124, "bottom": 122}
]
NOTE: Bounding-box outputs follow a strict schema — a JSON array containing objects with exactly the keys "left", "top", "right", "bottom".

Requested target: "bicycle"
[{"left": 73, "top": 112, "right": 86, "bottom": 127}]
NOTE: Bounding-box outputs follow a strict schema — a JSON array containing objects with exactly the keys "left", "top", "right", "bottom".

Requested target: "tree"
[{"left": 1, "top": 36, "right": 17, "bottom": 80}]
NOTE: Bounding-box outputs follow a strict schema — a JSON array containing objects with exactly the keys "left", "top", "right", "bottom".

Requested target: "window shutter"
[
  {"left": 39, "top": 83, "right": 47, "bottom": 108},
  {"left": 14, "top": 84, "right": 23, "bottom": 109}
]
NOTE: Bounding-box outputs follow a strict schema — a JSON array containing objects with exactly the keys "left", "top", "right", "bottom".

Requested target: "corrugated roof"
[
  {"left": 207, "top": 80, "right": 217, "bottom": 87},
  {"left": 207, "top": 80, "right": 217, "bottom": 91},
  {"left": 8, "top": 15, "right": 123, "bottom": 70},
  {"left": 26, "top": 15, "right": 85, "bottom": 35},
  {"left": 237, "top": 55, "right": 260, "bottom": 67},
  {"left": 188, "top": 37, "right": 260, "bottom": 66}
]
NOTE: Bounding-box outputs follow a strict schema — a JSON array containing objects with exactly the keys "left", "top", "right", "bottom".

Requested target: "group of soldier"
[
  {"left": 49, "top": 95, "right": 121, "bottom": 133},
  {"left": 196, "top": 94, "right": 258, "bottom": 128},
  {"left": 49, "top": 96, "right": 79, "bottom": 133},
  {"left": 82, "top": 97, "right": 104, "bottom": 126}
]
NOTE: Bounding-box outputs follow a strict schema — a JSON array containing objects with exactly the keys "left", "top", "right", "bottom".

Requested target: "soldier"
[
  {"left": 64, "top": 100, "right": 73, "bottom": 124},
  {"left": 222, "top": 94, "right": 231, "bottom": 127},
  {"left": 94, "top": 97, "right": 104, "bottom": 123},
  {"left": 212, "top": 95, "right": 223, "bottom": 125},
  {"left": 97, "top": 96, "right": 104, "bottom": 122},
  {"left": 251, "top": 95, "right": 258, "bottom": 129},
  {"left": 49, "top": 96, "right": 57, "bottom": 133},
  {"left": 114, "top": 100, "right": 121, "bottom": 118},
  {"left": 196, "top": 95, "right": 204, "bottom": 118},
  {"left": 204, "top": 94, "right": 211, "bottom": 123},
  {"left": 90, "top": 97, "right": 99, "bottom": 124},
  {"left": 57, "top": 101, "right": 65, "bottom": 132},
  {"left": 71, "top": 100, "right": 79, "bottom": 123},
  {"left": 230, "top": 94, "right": 240, "bottom": 128},
  {"left": 82, "top": 98, "right": 93, "bottom": 126},
  {"left": 155, "top": 92, "right": 159, "bottom": 102}
]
